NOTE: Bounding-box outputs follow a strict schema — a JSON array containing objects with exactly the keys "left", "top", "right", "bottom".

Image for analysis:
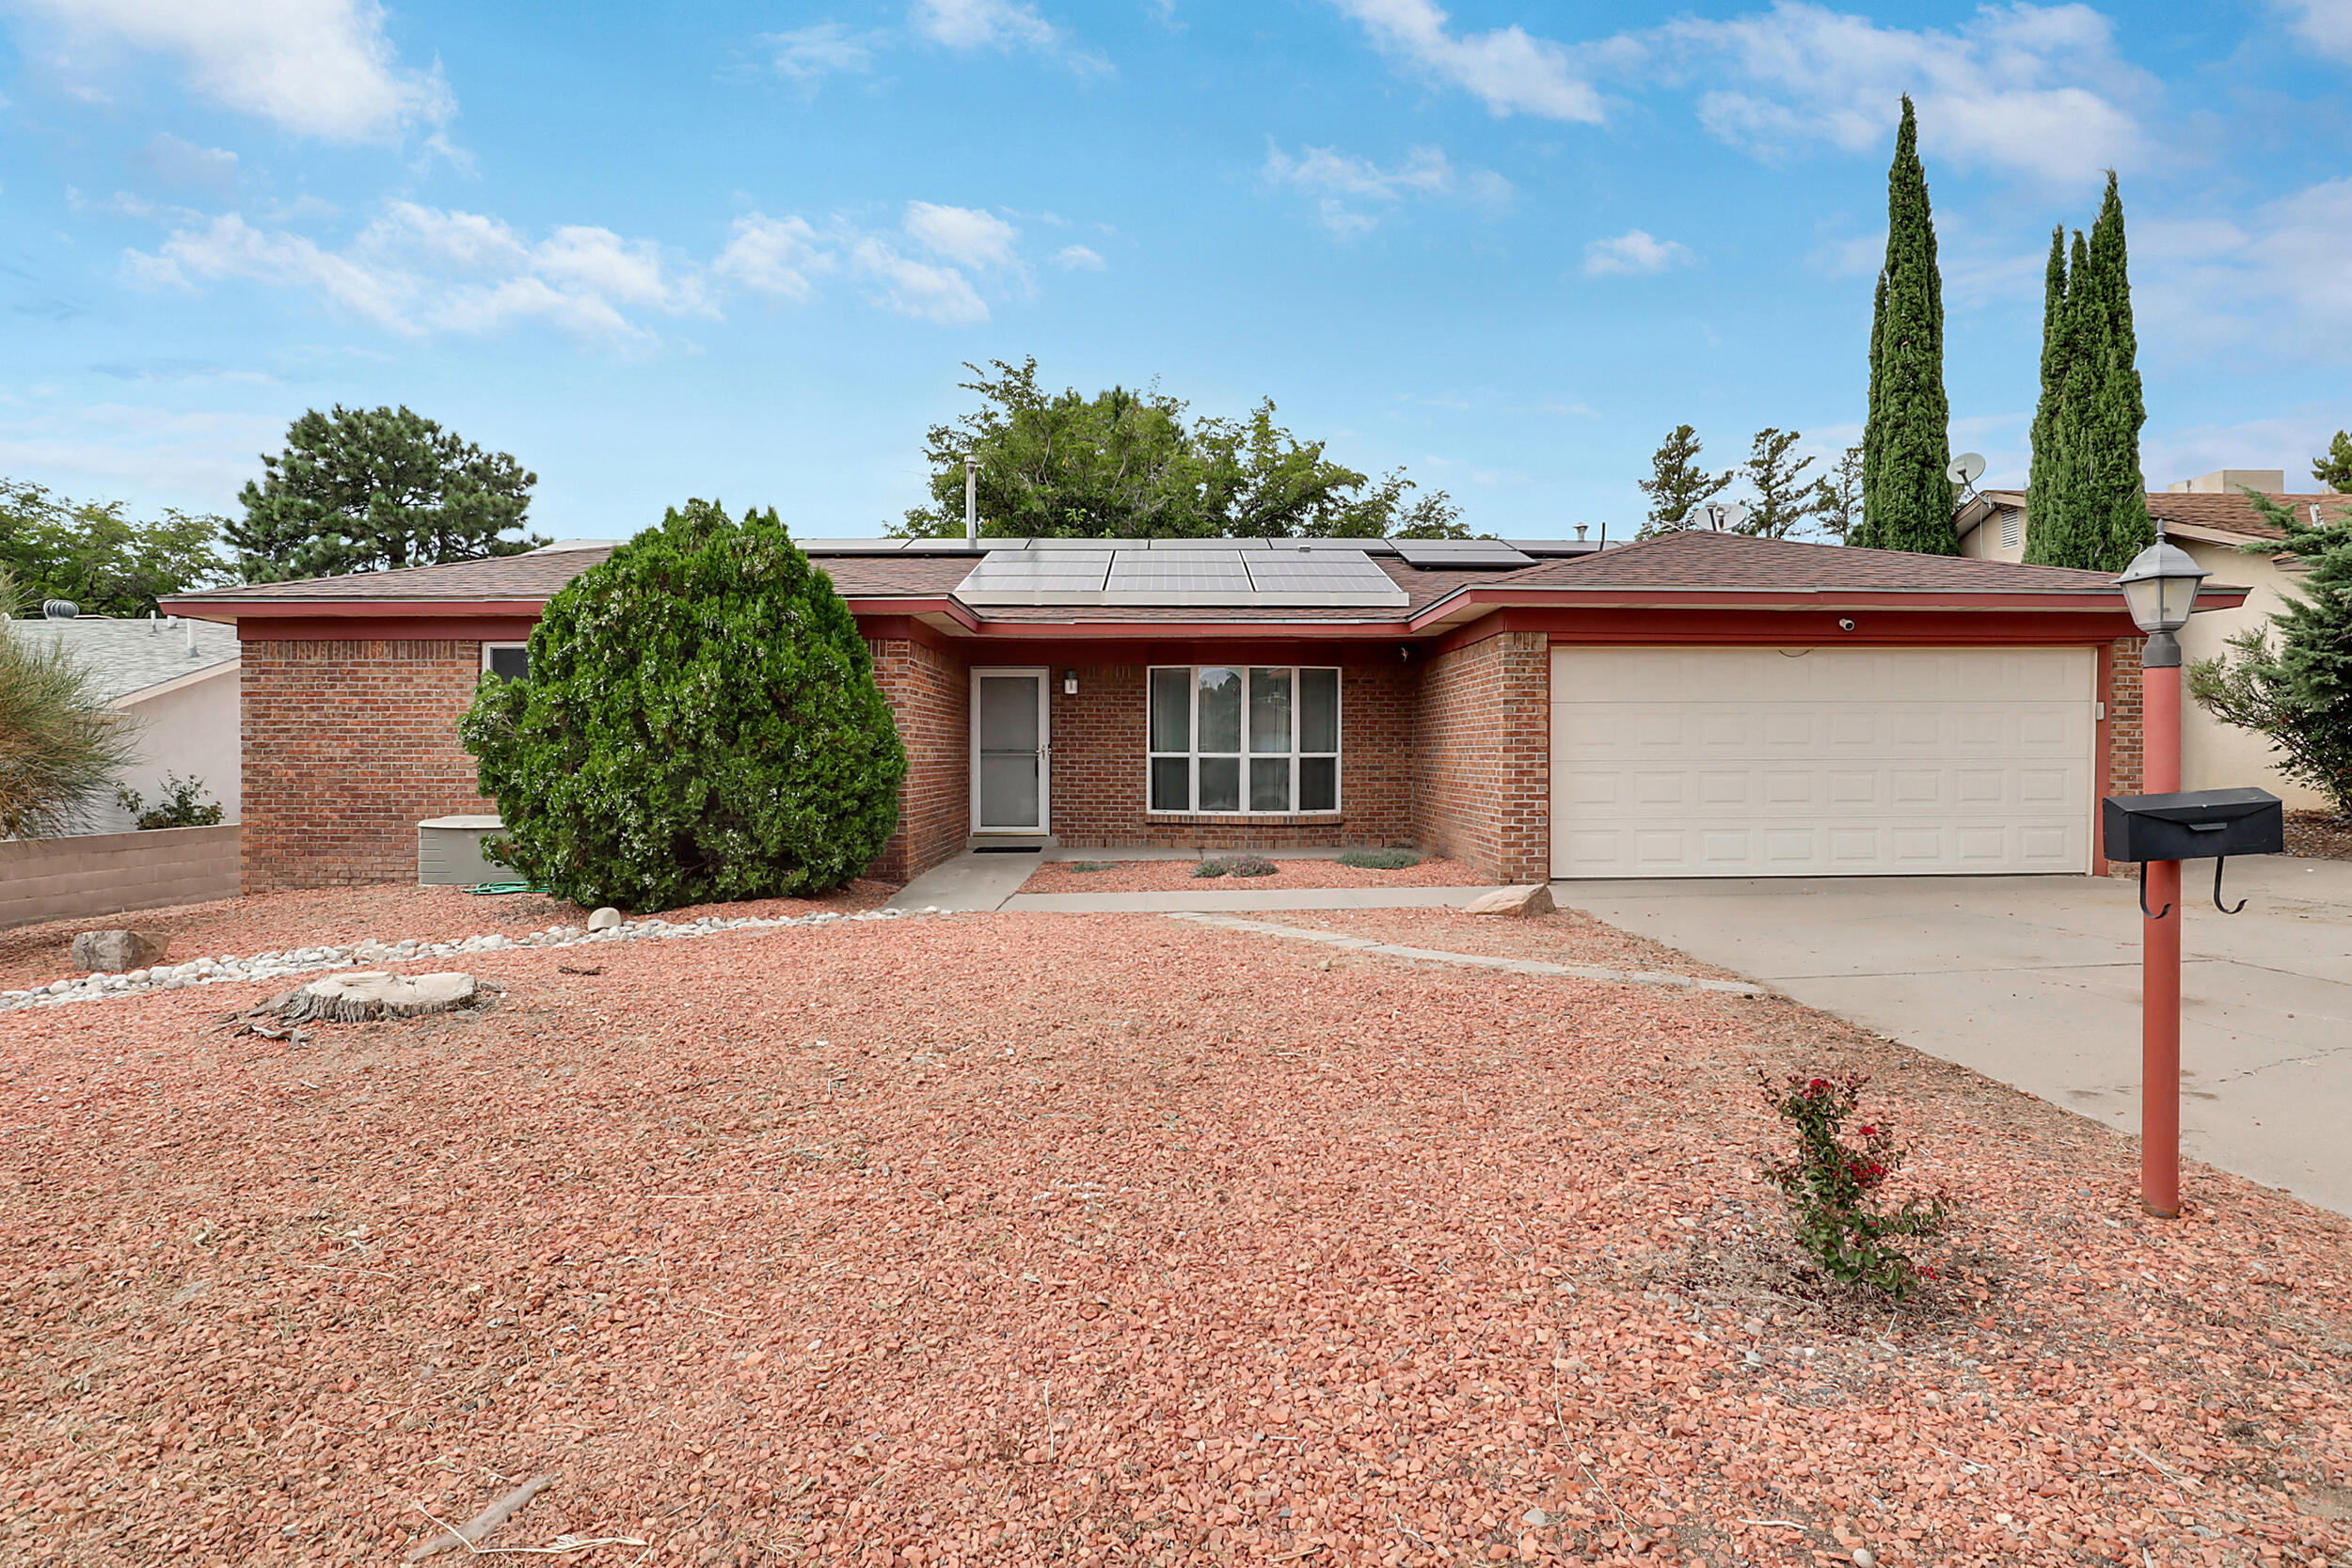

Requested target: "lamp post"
[{"left": 2114, "top": 525, "right": 2210, "bottom": 1218}]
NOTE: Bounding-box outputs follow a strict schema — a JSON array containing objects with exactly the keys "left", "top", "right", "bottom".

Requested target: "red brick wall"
[
  {"left": 867, "top": 638, "right": 969, "bottom": 884},
  {"left": 2102, "top": 635, "right": 2145, "bottom": 877},
  {"left": 1046, "top": 662, "right": 1416, "bottom": 850},
  {"left": 1410, "top": 630, "right": 1550, "bottom": 883},
  {"left": 242, "top": 639, "right": 493, "bottom": 891}
]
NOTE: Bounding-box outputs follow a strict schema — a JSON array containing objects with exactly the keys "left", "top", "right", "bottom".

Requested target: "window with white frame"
[
  {"left": 1148, "top": 665, "right": 1340, "bottom": 815},
  {"left": 482, "top": 642, "right": 530, "bottom": 681}
]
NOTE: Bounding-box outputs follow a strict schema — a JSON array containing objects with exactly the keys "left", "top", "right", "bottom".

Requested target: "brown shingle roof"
[
  {"left": 1498, "top": 528, "right": 2124, "bottom": 593},
  {"left": 1979, "top": 488, "right": 2352, "bottom": 543},
  {"left": 164, "top": 546, "right": 977, "bottom": 606}
]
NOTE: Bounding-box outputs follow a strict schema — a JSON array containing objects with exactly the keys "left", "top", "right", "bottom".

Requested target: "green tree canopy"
[
  {"left": 898, "top": 358, "right": 1466, "bottom": 540},
  {"left": 0, "top": 480, "right": 228, "bottom": 615},
  {"left": 1635, "top": 423, "right": 1732, "bottom": 538},
  {"left": 2024, "top": 175, "right": 2153, "bottom": 572},
  {"left": 2188, "top": 491, "right": 2352, "bottom": 817},
  {"left": 229, "top": 405, "right": 545, "bottom": 582},
  {"left": 1811, "top": 443, "right": 1866, "bottom": 544},
  {"left": 460, "top": 501, "right": 907, "bottom": 909},
  {"left": 1731, "top": 428, "right": 1825, "bottom": 539},
  {"left": 1857, "top": 96, "right": 1958, "bottom": 555},
  {"left": 2312, "top": 432, "right": 2352, "bottom": 493}
]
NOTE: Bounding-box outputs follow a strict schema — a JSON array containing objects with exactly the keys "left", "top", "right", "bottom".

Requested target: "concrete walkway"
[
  {"left": 1556, "top": 857, "right": 2352, "bottom": 1216},
  {"left": 883, "top": 848, "right": 1510, "bottom": 914}
]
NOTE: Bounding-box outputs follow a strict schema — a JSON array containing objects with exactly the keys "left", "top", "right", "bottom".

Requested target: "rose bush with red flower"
[{"left": 1758, "top": 1071, "right": 1949, "bottom": 1298}]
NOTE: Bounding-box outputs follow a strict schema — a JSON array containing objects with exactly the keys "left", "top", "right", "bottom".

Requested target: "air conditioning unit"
[{"left": 417, "top": 815, "right": 508, "bottom": 886}]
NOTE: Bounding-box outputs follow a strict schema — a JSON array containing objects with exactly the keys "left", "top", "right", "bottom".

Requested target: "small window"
[
  {"left": 2000, "top": 509, "right": 2021, "bottom": 551},
  {"left": 483, "top": 643, "right": 530, "bottom": 681},
  {"left": 1148, "top": 664, "right": 1340, "bottom": 815}
]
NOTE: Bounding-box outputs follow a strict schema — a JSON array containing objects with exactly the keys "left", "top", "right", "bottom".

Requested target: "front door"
[{"left": 972, "top": 669, "right": 1049, "bottom": 834}]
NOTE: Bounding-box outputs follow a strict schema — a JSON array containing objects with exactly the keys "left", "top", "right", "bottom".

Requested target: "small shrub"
[
  {"left": 1064, "top": 860, "right": 1112, "bottom": 873},
  {"left": 1758, "top": 1071, "right": 1948, "bottom": 1298},
  {"left": 0, "top": 582, "right": 136, "bottom": 839},
  {"left": 1227, "top": 854, "right": 1279, "bottom": 877},
  {"left": 1338, "top": 847, "right": 1421, "bottom": 870},
  {"left": 116, "top": 772, "right": 225, "bottom": 831},
  {"left": 1190, "top": 859, "right": 1229, "bottom": 879}
]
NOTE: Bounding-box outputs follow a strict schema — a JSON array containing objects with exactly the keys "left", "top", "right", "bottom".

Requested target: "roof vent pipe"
[
  {"left": 1575, "top": 524, "right": 1588, "bottom": 541},
  {"left": 42, "top": 598, "right": 79, "bottom": 619},
  {"left": 963, "top": 455, "right": 978, "bottom": 548}
]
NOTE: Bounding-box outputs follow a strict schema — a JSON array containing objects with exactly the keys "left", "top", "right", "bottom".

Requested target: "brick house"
[{"left": 163, "top": 530, "right": 2238, "bottom": 892}]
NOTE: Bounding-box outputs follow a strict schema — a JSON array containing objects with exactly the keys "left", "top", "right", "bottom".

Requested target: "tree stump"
[{"left": 265, "top": 972, "right": 485, "bottom": 1024}]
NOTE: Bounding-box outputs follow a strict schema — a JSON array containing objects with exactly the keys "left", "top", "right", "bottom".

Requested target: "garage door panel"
[{"left": 1550, "top": 646, "right": 2094, "bottom": 878}]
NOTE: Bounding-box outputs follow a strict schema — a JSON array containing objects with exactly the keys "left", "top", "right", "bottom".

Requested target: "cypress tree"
[
  {"left": 2023, "top": 174, "right": 2153, "bottom": 572},
  {"left": 2082, "top": 173, "right": 2153, "bottom": 572},
  {"left": 2020, "top": 229, "right": 2071, "bottom": 563},
  {"left": 1860, "top": 97, "right": 1958, "bottom": 555}
]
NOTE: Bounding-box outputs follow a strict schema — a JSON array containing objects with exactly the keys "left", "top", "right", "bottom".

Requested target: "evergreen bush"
[
  {"left": 1338, "top": 847, "right": 1421, "bottom": 870},
  {"left": 460, "top": 501, "right": 907, "bottom": 910}
]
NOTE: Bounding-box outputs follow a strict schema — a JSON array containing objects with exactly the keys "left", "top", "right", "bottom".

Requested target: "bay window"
[{"left": 1148, "top": 665, "right": 1340, "bottom": 814}]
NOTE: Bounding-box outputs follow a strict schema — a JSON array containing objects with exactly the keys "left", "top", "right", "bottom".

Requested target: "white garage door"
[{"left": 1549, "top": 646, "right": 2095, "bottom": 879}]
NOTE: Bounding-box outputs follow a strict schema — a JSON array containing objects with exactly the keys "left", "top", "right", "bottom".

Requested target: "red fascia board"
[
  {"left": 1426, "top": 604, "right": 2171, "bottom": 657},
  {"left": 161, "top": 596, "right": 553, "bottom": 624},
  {"left": 846, "top": 597, "right": 983, "bottom": 632},
  {"left": 1408, "top": 584, "right": 2246, "bottom": 630}
]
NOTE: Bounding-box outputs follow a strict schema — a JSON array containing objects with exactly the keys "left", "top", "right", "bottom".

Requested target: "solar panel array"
[
  {"left": 953, "top": 544, "right": 1409, "bottom": 607},
  {"left": 1391, "top": 539, "right": 1535, "bottom": 569}
]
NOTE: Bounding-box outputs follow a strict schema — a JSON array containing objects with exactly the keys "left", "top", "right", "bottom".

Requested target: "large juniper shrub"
[{"left": 460, "top": 502, "right": 907, "bottom": 910}]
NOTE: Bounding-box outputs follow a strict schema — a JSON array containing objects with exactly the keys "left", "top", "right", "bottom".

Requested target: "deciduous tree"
[
  {"left": 0, "top": 481, "right": 226, "bottom": 615},
  {"left": 898, "top": 357, "right": 1466, "bottom": 540}
]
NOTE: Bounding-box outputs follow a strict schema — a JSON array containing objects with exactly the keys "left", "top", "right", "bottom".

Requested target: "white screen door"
[{"left": 973, "top": 669, "right": 1049, "bottom": 833}]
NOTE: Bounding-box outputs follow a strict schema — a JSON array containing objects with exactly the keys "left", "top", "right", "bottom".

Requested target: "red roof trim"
[{"left": 1406, "top": 583, "right": 2246, "bottom": 630}]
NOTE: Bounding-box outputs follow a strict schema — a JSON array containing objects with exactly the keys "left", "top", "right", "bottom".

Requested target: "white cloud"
[
  {"left": 713, "top": 214, "right": 833, "bottom": 302},
  {"left": 2276, "top": 0, "right": 2352, "bottom": 59},
  {"left": 1655, "top": 2, "right": 2149, "bottom": 183},
  {"left": 9, "top": 0, "right": 453, "bottom": 143},
  {"left": 759, "top": 22, "right": 882, "bottom": 87},
  {"left": 903, "top": 201, "right": 1019, "bottom": 268},
  {"left": 1263, "top": 141, "right": 1511, "bottom": 234},
  {"left": 849, "top": 237, "right": 989, "bottom": 325},
  {"left": 1581, "top": 229, "right": 1692, "bottom": 277},
  {"left": 910, "top": 0, "right": 1103, "bottom": 68},
  {"left": 126, "top": 132, "right": 238, "bottom": 197},
  {"left": 1327, "top": 0, "right": 1604, "bottom": 122},
  {"left": 1051, "top": 243, "right": 1104, "bottom": 270},
  {"left": 2134, "top": 178, "right": 2352, "bottom": 365},
  {"left": 125, "top": 203, "right": 707, "bottom": 340},
  {"left": 0, "top": 399, "right": 285, "bottom": 505}
]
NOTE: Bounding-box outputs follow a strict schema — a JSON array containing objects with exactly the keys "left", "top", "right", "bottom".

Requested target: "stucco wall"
[
  {"left": 94, "top": 669, "right": 244, "bottom": 833},
  {"left": 2176, "top": 542, "right": 2328, "bottom": 808}
]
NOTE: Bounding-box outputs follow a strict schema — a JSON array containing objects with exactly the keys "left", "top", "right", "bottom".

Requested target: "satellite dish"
[{"left": 1947, "top": 451, "right": 1987, "bottom": 486}]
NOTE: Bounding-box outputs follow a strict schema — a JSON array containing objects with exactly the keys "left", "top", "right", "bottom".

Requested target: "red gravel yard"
[
  {"left": 1021, "top": 857, "right": 1486, "bottom": 895},
  {"left": 3, "top": 909, "right": 2346, "bottom": 1566}
]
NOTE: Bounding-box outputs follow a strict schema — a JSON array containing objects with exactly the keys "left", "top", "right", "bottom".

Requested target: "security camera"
[{"left": 1837, "top": 618, "right": 1857, "bottom": 632}]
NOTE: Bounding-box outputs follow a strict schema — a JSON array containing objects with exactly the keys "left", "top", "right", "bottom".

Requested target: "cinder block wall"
[
  {"left": 1047, "top": 662, "right": 1415, "bottom": 850},
  {"left": 1410, "top": 630, "right": 1551, "bottom": 882},
  {"left": 241, "top": 640, "right": 495, "bottom": 891},
  {"left": 867, "top": 637, "right": 970, "bottom": 883}
]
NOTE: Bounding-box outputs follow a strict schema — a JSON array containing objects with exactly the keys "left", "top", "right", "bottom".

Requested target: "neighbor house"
[
  {"left": 163, "top": 530, "right": 2236, "bottom": 891},
  {"left": 4, "top": 609, "right": 241, "bottom": 833},
  {"left": 1956, "top": 468, "right": 2342, "bottom": 808}
]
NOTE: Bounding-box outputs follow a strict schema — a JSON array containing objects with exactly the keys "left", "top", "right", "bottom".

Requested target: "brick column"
[{"left": 1410, "top": 630, "right": 1550, "bottom": 882}]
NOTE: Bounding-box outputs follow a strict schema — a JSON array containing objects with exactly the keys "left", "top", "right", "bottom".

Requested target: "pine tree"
[
  {"left": 1859, "top": 97, "right": 1958, "bottom": 555},
  {"left": 2187, "top": 492, "right": 2352, "bottom": 816},
  {"left": 2312, "top": 432, "right": 2352, "bottom": 493},
  {"left": 2020, "top": 228, "right": 2072, "bottom": 563},
  {"left": 1636, "top": 424, "right": 1732, "bottom": 537},
  {"left": 1732, "top": 428, "right": 1822, "bottom": 538}
]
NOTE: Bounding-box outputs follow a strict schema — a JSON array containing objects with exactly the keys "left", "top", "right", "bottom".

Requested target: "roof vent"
[{"left": 41, "top": 598, "right": 79, "bottom": 620}]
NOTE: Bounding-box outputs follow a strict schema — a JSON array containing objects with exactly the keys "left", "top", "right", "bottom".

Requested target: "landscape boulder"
[
  {"left": 587, "top": 907, "right": 623, "bottom": 931},
  {"left": 71, "top": 929, "right": 169, "bottom": 974},
  {"left": 1462, "top": 884, "right": 1555, "bottom": 918}
]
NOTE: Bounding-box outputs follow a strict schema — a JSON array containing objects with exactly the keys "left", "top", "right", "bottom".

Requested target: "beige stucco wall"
[
  {"left": 2176, "top": 541, "right": 2326, "bottom": 808},
  {"left": 86, "top": 667, "right": 243, "bottom": 833}
]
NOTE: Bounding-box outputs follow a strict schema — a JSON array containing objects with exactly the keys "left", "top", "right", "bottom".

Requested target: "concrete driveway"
[{"left": 1557, "top": 857, "right": 2352, "bottom": 1216}]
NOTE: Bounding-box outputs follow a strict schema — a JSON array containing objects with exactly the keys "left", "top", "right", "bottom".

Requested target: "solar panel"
[
  {"left": 798, "top": 538, "right": 907, "bottom": 553},
  {"left": 1106, "top": 550, "right": 1251, "bottom": 595},
  {"left": 1245, "top": 550, "right": 1405, "bottom": 600},
  {"left": 1145, "top": 536, "right": 1273, "bottom": 549},
  {"left": 1391, "top": 540, "right": 1535, "bottom": 569},
  {"left": 955, "top": 551, "right": 1113, "bottom": 603}
]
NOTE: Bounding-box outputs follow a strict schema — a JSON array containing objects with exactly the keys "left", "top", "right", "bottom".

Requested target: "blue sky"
[{"left": 4, "top": 0, "right": 2350, "bottom": 544}]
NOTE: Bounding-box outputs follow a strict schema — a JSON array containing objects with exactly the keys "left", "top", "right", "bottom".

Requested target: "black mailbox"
[{"left": 2102, "top": 786, "right": 2284, "bottom": 863}]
